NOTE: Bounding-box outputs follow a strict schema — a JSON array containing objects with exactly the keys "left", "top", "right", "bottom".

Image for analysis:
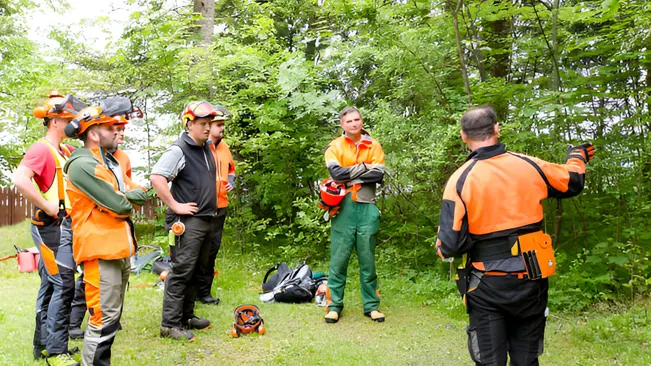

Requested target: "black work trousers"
[
  {"left": 161, "top": 215, "right": 219, "bottom": 328},
  {"left": 465, "top": 272, "right": 548, "bottom": 366},
  {"left": 196, "top": 208, "right": 227, "bottom": 299},
  {"left": 69, "top": 273, "right": 86, "bottom": 329}
]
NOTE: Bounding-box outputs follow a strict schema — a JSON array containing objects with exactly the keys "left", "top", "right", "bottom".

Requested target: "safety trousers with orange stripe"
[
  {"left": 29, "top": 216, "right": 75, "bottom": 358},
  {"left": 80, "top": 258, "right": 130, "bottom": 366}
]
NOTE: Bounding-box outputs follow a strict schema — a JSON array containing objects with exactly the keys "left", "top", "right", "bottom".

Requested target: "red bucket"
[{"left": 17, "top": 248, "right": 39, "bottom": 273}]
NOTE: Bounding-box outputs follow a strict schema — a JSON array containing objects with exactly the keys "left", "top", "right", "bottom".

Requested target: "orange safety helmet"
[
  {"left": 112, "top": 115, "right": 128, "bottom": 126},
  {"left": 230, "top": 304, "right": 265, "bottom": 338},
  {"left": 211, "top": 104, "right": 232, "bottom": 122},
  {"left": 64, "top": 106, "right": 114, "bottom": 138},
  {"left": 319, "top": 178, "right": 346, "bottom": 207},
  {"left": 65, "top": 96, "right": 137, "bottom": 138},
  {"left": 181, "top": 101, "right": 220, "bottom": 129},
  {"left": 33, "top": 90, "right": 88, "bottom": 126}
]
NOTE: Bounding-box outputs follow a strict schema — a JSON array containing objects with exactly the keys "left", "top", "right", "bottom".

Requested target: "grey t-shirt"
[{"left": 151, "top": 145, "right": 186, "bottom": 181}]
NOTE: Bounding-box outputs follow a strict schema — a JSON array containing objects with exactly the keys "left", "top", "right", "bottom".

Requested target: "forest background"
[{"left": 0, "top": 0, "right": 650, "bottom": 313}]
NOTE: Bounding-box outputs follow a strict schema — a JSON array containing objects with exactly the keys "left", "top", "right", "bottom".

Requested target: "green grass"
[{"left": 0, "top": 221, "right": 649, "bottom": 365}]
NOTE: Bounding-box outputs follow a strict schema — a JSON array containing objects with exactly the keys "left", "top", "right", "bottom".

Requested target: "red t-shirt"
[{"left": 19, "top": 141, "right": 75, "bottom": 193}]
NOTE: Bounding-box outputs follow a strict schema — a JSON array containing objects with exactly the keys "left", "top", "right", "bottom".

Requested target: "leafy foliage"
[{"left": 1, "top": 0, "right": 650, "bottom": 308}]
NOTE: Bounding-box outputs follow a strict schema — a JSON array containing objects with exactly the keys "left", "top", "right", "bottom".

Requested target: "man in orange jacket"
[
  {"left": 323, "top": 107, "right": 386, "bottom": 324},
  {"left": 436, "top": 106, "right": 595, "bottom": 365},
  {"left": 68, "top": 115, "right": 141, "bottom": 340},
  {"left": 196, "top": 105, "right": 235, "bottom": 305},
  {"left": 64, "top": 100, "right": 147, "bottom": 366}
]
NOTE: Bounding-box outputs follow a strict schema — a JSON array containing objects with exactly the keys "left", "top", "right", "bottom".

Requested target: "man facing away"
[{"left": 436, "top": 106, "right": 595, "bottom": 365}]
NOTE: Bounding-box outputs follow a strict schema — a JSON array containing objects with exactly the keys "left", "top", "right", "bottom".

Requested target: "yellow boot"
[
  {"left": 324, "top": 311, "right": 339, "bottom": 324},
  {"left": 365, "top": 310, "right": 385, "bottom": 322}
]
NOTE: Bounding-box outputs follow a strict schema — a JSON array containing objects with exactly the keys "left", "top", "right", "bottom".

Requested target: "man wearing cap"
[
  {"left": 150, "top": 101, "right": 221, "bottom": 341},
  {"left": 195, "top": 105, "right": 236, "bottom": 305},
  {"left": 13, "top": 91, "right": 84, "bottom": 365},
  {"left": 64, "top": 101, "right": 147, "bottom": 366}
]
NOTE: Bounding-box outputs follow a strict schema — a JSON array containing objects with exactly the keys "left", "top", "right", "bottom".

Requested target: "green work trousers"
[{"left": 327, "top": 194, "right": 381, "bottom": 314}]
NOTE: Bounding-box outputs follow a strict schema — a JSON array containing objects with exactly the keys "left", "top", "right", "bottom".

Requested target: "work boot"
[
  {"left": 68, "top": 327, "right": 84, "bottom": 340},
  {"left": 324, "top": 311, "right": 339, "bottom": 324},
  {"left": 365, "top": 310, "right": 385, "bottom": 322},
  {"left": 185, "top": 316, "right": 211, "bottom": 330},
  {"left": 160, "top": 326, "right": 195, "bottom": 341},
  {"left": 45, "top": 353, "right": 80, "bottom": 366},
  {"left": 198, "top": 296, "right": 220, "bottom": 305}
]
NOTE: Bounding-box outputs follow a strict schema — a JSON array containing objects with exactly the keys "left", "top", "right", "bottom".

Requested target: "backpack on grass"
[{"left": 259, "top": 263, "right": 316, "bottom": 303}]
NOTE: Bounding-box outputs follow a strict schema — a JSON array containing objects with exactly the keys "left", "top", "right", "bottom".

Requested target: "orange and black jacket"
[
  {"left": 64, "top": 147, "right": 147, "bottom": 263},
  {"left": 435, "top": 143, "right": 587, "bottom": 272},
  {"left": 324, "top": 132, "right": 385, "bottom": 203}
]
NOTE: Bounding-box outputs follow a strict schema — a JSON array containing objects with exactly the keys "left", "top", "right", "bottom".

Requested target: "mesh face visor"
[
  {"left": 99, "top": 97, "right": 134, "bottom": 117},
  {"left": 52, "top": 94, "right": 88, "bottom": 116}
]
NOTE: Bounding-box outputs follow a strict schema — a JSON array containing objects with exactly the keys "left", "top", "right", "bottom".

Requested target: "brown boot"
[
  {"left": 365, "top": 310, "right": 385, "bottom": 322},
  {"left": 324, "top": 311, "right": 339, "bottom": 324}
]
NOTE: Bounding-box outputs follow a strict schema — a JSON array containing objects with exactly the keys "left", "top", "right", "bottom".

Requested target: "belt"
[{"left": 482, "top": 271, "right": 529, "bottom": 280}]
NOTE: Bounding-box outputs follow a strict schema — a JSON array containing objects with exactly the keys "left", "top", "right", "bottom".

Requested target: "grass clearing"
[{"left": 0, "top": 221, "right": 649, "bottom": 365}]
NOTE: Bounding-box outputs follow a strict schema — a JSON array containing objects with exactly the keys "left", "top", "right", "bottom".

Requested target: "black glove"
[{"left": 567, "top": 142, "right": 596, "bottom": 163}]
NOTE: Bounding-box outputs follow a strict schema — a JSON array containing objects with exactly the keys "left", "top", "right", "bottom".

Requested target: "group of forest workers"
[
  {"left": 14, "top": 93, "right": 235, "bottom": 366},
  {"left": 14, "top": 90, "right": 595, "bottom": 366}
]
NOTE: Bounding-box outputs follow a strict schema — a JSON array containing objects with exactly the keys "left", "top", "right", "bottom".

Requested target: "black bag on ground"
[{"left": 260, "top": 263, "right": 316, "bottom": 303}]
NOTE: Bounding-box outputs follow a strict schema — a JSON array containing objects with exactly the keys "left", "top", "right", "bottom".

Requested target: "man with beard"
[
  {"left": 64, "top": 102, "right": 147, "bottom": 365},
  {"left": 195, "top": 105, "right": 236, "bottom": 305}
]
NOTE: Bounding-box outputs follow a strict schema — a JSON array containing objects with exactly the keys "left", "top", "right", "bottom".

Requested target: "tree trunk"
[
  {"left": 551, "top": 0, "right": 560, "bottom": 92},
  {"left": 193, "top": 0, "right": 215, "bottom": 45},
  {"left": 485, "top": 1, "right": 512, "bottom": 119},
  {"left": 465, "top": 6, "right": 487, "bottom": 82},
  {"left": 451, "top": 0, "right": 472, "bottom": 105}
]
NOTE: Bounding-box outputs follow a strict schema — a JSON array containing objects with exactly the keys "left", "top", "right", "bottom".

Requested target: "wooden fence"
[{"left": 0, "top": 186, "right": 162, "bottom": 227}]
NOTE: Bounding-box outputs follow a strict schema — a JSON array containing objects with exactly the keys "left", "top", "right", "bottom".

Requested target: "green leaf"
[{"left": 607, "top": 256, "right": 629, "bottom": 266}]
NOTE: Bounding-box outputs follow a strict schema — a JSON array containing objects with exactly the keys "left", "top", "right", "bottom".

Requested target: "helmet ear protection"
[
  {"left": 64, "top": 97, "right": 140, "bottom": 139},
  {"left": 64, "top": 106, "right": 104, "bottom": 138},
  {"left": 64, "top": 118, "right": 83, "bottom": 138}
]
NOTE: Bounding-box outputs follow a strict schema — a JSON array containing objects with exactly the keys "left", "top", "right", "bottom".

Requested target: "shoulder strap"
[
  {"left": 41, "top": 140, "right": 66, "bottom": 210},
  {"left": 262, "top": 265, "right": 279, "bottom": 285},
  {"left": 60, "top": 144, "right": 72, "bottom": 158}
]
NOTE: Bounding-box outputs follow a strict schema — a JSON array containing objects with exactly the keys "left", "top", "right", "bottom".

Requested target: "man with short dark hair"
[
  {"left": 436, "top": 105, "right": 596, "bottom": 365},
  {"left": 151, "top": 101, "right": 222, "bottom": 341},
  {"left": 323, "top": 106, "right": 386, "bottom": 324}
]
